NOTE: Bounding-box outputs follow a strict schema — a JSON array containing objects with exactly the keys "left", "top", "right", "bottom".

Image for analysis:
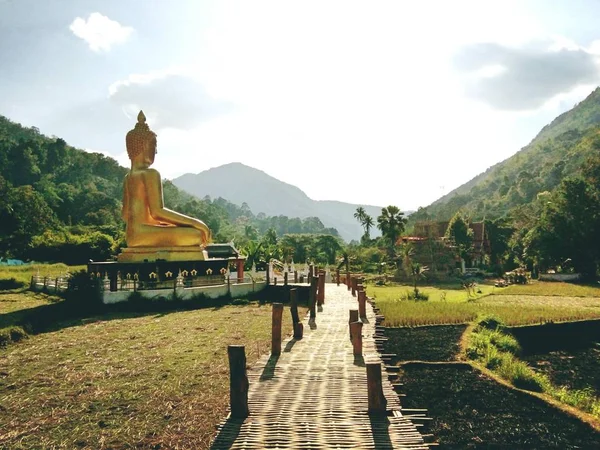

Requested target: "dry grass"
[
  {"left": 0, "top": 300, "right": 299, "bottom": 449},
  {"left": 501, "top": 281, "right": 600, "bottom": 297}
]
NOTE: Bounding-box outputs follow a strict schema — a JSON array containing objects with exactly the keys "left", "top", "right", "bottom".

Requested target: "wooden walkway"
[{"left": 211, "top": 284, "right": 428, "bottom": 449}]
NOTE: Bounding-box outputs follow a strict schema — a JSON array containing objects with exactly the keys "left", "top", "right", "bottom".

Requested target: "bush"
[
  {"left": 400, "top": 290, "right": 430, "bottom": 301},
  {"left": 476, "top": 314, "right": 505, "bottom": 331},
  {"left": 27, "top": 230, "right": 115, "bottom": 265},
  {"left": 0, "top": 277, "right": 24, "bottom": 290},
  {"left": 64, "top": 270, "right": 103, "bottom": 308},
  {"left": 0, "top": 326, "right": 27, "bottom": 346}
]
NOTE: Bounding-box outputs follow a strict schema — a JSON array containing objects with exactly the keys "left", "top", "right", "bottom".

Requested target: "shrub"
[
  {"left": 400, "top": 290, "right": 430, "bottom": 301},
  {"left": 0, "top": 326, "right": 27, "bottom": 346},
  {"left": 476, "top": 314, "right": 505, "bottom": 331},
  {"left": 64, "top": 270, "right": 103, "bottom": 308}
]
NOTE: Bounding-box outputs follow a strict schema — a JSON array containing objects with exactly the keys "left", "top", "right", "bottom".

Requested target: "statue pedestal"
[{"left": 117, "top": 247, "right": 208, "bottom": 263}]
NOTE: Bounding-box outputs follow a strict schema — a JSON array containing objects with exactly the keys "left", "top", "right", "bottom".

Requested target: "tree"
[
  {"left": 354, "top": 206, "right": 366, "bottom": 224},
  {"left": 410, "top": 263, "right": 429, "bottom": 299},
  {"left": 445, "top": 212, "right": 473, "bottom": 263},
  {"left": 354, "top": 207, "right": 374, "bottom": 243},
  {"left": 524, "top": 176, "right": 599, "bottom": 278},
  {"left": 376, "top": 205, "right": 407, "bottom": 256},
  {"left": 361, "top": 214, "right": 374, "bottom": 243}
]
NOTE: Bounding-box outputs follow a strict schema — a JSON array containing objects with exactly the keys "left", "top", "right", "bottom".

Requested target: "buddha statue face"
[{"left": 126, "top": 111, "right": 158, "bottom": 168}]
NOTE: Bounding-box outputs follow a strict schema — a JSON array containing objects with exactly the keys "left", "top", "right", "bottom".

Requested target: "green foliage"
[
  {"left": 377, "top": 205, "right": 407, "bottom": 257},
  {"left": 27, "top": 230, "right": 116, "bottom": 264},
  {"left": 467, "top": 326, "right": 546, "bottom": 392},
  {"left": 445, "top": 212, "right": 473, "bottom": 260},
  {"left": 400, "top": 289, "right": 430, "bottom": 301},
  {"left": 523, "top": 172, "right": 600, "bottom": 278},
  {"left": 64, "top": 270, "right": 103, "bottom": 307}
]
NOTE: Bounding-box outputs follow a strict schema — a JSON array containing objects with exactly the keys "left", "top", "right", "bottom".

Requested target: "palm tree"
[
  {"left": 377, "top": 205, "right": 407, "bottom": 255},
  {"left": 363, "top": 214, "right": 374, "bottom": 240},
  {"left": 354, "top": 206, "right": 366, "bottom": 224}
]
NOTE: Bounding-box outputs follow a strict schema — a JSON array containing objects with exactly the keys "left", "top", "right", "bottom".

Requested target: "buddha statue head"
[{"left": 126, "top": 110, "right": 157, "bottom": 166}]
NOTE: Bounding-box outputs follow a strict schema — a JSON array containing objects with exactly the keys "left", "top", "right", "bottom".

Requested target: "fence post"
[
  {"left": 351, "top": 277, "right": 357, "bottom": 296},
  {"left": 228, "top": 345, "right": 249, "bottom": 418},
  {"left": 348, "top": 309, "right": 359, "bottom": 338},
  {"left": 358, "top": 289, "right": 367, "bottom": 319},
  {"left": 266, "top": 262, "right": 270, "bottom": 286},
  {"left": 347, "top": 272, "right": 351, "bottom": 290},
  {"left": 294, "top": 270, "right": 298, "bottom": 283},
  {"left": 309, "top": 277, "right": 318, "bottom": 321},
  {"left": 289, "top": 288, "right": 303, "bottom": 339},
  {"left": 284, "top": 271, "right": 288, "bottom": 286},
  {"left": 350, "top": 321, "right": 363, "bottom": 355},
  {"left": 336, "top": 269, "right": 340, "bottom": 286},
  {"left": 317, "top": 271, "right": 325, "bottom": 306},
  {"left": 367, "top": 362, "right": 387, "bottom": 415},
  {"left": 272, "top": 303, "right": 284, "bottom": 355}
]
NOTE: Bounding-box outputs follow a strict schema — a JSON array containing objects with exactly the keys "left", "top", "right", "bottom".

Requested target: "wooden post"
[
  {"left": 317, "top": 271, "right": 325, "bottom": 306},
  {"left": 347, "top": 272, "right": 351, "bottom": 290},
  {"left": 358, "top": 289, "right": 367, "bottom": 319},
  {"left": 307, "top": 266, "right": 313, "bottom": 285},
  {"left": 350, "top": 321, "right": 363, "bottom": 355},
  {"left": 294, "top": 270, "right": 298, "bottom": 283},
  {"left": 336, "top": 269, "right": 340, "bottom": 286},
  {"left": 348, "top": 309, "right": 359, "bottom": 338},
  {"left": 274, "top": 277, "right": 278, "bottom": 286},
  {"left": 289, "top": 288, "right": 303, "bottom": 339},
  {"left": 272, "top": 303, "right": 284, "bottom": 355},
  {"left": 367, "top": 362, "right": 388, "bottom": 414},
  {"left": 309, "top": 277, "right": 318, "bottom": 320},
  {"left": 266, "top": 263, "right": 270, "bottom": 286},
  {"left": 351, "top": 277, "right": 357, "bottom": 296},
  {"left": 236, "top": 259, "right": 244, "bottom": 283},
  {"left": 228, "top": 345, "right": 249, "bottom": 418},
  {"left": 299, "top": 274, "right": 304, "bottom": 283},
  {"left": 284, "top": 271, "right": 288, "bottom": 286}
]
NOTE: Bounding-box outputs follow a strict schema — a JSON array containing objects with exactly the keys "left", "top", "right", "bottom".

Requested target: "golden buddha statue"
[{"left": 118, "top": 111, "right": 211, "bottom": 262}]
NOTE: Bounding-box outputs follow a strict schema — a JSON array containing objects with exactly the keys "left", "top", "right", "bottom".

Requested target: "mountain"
[
  {"left": 172, "top": 163, "right": 387, "bottom": 241},
  {"left": 413, "top": 87, "right": 600, "bottom": 222}
]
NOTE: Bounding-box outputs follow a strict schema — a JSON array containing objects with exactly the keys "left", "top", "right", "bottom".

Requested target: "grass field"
[
  {"left": 502, "top": 281, "right": 600, "bottom": 297},
  {"left": 368, "top": 282, "right": 600, "bottom": 327},
  {"left": 0, "top": 263, "right": 84, "bottom": 288},
  {"left": 0, "top": 298, "right": 298, "bottom": 449}
]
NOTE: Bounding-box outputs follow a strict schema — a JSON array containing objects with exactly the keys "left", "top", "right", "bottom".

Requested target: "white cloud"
[
  {"left": 70, "top": 12, "right": 133, "bottom": 52},
  {"left": 108, "top": 68, "right": 233, "bottom": 130}
]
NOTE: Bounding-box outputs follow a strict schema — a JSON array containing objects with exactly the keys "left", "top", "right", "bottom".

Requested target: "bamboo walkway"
[{"left": 211, "top": 284, "right": 428, "bottom": 449}]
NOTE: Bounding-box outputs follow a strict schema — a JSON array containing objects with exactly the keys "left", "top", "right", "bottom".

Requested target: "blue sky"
[{"left": 2, "top": 0, "right": 600, "bottom": 210}]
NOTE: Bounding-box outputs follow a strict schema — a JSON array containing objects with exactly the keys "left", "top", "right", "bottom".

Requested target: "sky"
[{"left": 2, "top": 0, "right": 600, "bottom": 211}]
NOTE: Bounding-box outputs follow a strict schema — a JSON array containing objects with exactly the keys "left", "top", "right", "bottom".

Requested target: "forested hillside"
[
  {"left": 412, "top": 88, "right": 600, "bottom": 222},
  {"left": 0, "top": 116, "right": 339, "bottom": 263}
]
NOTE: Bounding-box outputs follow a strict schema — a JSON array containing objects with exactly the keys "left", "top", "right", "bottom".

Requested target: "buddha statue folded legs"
[{"left": 118, "top": 111, "right": 211, "bottom": 262}]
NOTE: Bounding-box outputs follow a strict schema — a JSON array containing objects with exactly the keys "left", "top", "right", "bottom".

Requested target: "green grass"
[
  {"left": 0, "top": 297, "right": 299, "bottom": 449},
  {"left": 465, "top": 318, "right": 600, "bottom": 418},
  {"left": 502, "top": 281, "right": 600, "bottom": 297},
  {"left": 368, "top": 283, "right": 495, "bottom": 303},
  {"left": 0, "top": 263, "right": 84, "bottom": 288},
  {"left": 0, "top": 291, "right": 62, "bottom": 345},
  {"left": 368, "top": 283, "right": 600, "bottom": 327}
]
